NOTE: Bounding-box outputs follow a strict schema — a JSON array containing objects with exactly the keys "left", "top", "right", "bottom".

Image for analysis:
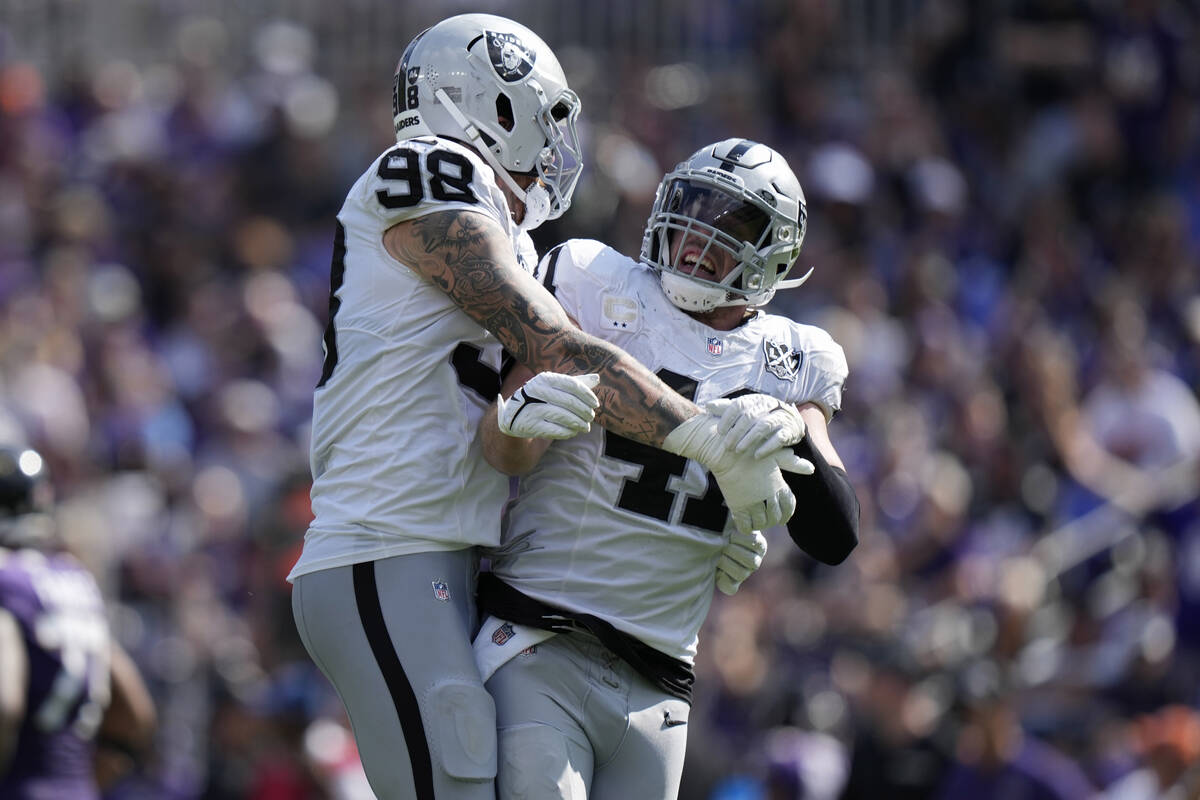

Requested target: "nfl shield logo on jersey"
[
  {"left": 763, "top": 338, "right": 801, "bottom": 381},
  {"left": 491, "top": 622, "right": 515, "bottom": 645},
  {"left": 432, "top": 580, "right": 451, "bottom": 602},
  {"left": 707, "top": 337, "right": 723, "bottom": 357}
]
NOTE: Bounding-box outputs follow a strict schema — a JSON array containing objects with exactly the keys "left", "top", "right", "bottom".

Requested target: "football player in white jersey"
[
  {"left": 473, "top": 139, "right": 861, "bottom": 799},
  {"left": 286, "top": 15, "right": 810, "bottom": 800}
]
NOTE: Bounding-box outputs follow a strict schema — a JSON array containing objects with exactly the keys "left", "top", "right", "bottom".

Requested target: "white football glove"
[
  {"left": 662, "top": 412, "right": 813, "bottom": 533},
  {"left": 496, "top": 373, "right": 600, "bottom": 440},
  {"left": 716, "top": 529, "right": 768, "bottom": 595},
  {"left": 704, "top": 394, "right": 807, "bottom": 458}
]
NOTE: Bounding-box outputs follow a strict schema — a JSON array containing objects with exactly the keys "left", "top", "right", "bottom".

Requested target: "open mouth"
[{"left": 681, "top": 248, "right": 718, "bottom": 279}]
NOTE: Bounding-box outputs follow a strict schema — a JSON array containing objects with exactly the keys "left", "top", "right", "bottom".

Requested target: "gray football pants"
[
  {"left": 292, "top": 551, "right": 495, "bottom": 799},
  {"left": 486, "top": 630, "right": 690, "bottom": 799}
]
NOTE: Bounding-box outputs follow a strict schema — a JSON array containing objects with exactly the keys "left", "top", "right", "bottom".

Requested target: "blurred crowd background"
[{"left": 1, "top": 0, "right": 1198, "bottom": 798}]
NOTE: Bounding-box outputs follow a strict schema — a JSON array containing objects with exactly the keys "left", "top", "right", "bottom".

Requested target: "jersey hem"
[{"left": 287, "top": 539, "right": 477, "bottom": 584}]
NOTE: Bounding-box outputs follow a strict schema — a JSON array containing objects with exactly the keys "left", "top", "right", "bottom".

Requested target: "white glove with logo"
[
  {"left": 716, "top": 529, "right": 768, "bottom": 595},
  {"left": 662, "top": 412, "right": 813, "bottom": 533},
  {"left": 704, "top": 394, "right": 808, "bottom": 458},
  {"left": 497, "top": 373, "right": 600, "bottom": 440}
]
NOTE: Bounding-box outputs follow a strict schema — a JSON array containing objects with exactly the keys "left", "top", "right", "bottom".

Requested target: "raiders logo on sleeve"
[{"left": 763, "top": 338, "right": 801, "bottom": 381}]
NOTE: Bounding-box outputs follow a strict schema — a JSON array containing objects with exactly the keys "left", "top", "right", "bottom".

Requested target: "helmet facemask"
[
  {"left": 529, "top": 89, "right": 583, "bottom": 222},
  {"left": 643, "top": 168, "right": 807, "bottom": 312}
]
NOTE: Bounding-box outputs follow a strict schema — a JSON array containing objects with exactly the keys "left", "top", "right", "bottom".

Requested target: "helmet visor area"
[{"left": 664, "top": 179, "right": 771, "bottom": 247}]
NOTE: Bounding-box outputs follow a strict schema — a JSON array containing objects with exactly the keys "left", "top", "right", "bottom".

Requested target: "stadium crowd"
[{"left": 0, "top": 0, "right": 1198, "bottom": 798}]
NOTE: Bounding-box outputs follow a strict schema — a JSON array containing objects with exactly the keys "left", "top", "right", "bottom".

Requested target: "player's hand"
[
  {"left": 727, "top": 448, "right": 813, "bottom": 533},
  {"left": 716, "top": 529, "right": 768, "bottom": 595},
  {"left": 704, "top": 394, "right": 807, "bottom": 458},
  {"left": 496, "top": 372, "right": 600, "bottom": 440},
  {"left": 662, "top": 412, "right": 813, "bottom": 533}
]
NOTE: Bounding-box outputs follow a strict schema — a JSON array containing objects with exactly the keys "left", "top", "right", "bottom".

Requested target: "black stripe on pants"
[{"left": 353, "top": 561, "right": 435, "bottom": 799}]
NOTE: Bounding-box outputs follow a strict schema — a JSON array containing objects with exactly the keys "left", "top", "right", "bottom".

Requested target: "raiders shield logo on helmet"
[
  {"left": 763, "top": 338, "right": 801, "bottom": 381},
  {"left": 486, "top": 31, "right": 536, "bottom": 83}
]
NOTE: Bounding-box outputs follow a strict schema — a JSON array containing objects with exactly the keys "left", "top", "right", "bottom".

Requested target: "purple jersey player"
[
  {"left": 0, "top": 548, "right": 110, "bottom": 799},
  {"left": 0, "top": 446, "right": 155, "bottom": 798}
]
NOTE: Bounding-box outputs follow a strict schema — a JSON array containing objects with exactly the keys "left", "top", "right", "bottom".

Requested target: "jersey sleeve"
[
  {"left": 793, "top": 325, "right": 849, "bottom": 419},
  {"left": 532, "top": 239, "right": 611, "bottom": 322},
  {"left": 353, "top": 137, "right": 513, "bottom": 231},
  {"left": 514, "top": 231, "right": 539, "bottom": 276}
]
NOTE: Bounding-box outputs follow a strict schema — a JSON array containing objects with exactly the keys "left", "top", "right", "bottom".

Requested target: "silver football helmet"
[
  {"left": 391, "top": 14, "right": 583, "bottom": 230},
  {"left": 641, "top": 139, "right": 810, "bottom": 311}
]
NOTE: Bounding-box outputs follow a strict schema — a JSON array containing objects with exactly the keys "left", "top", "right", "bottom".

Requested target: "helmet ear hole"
[{"left": 495, "top": 93, "right": 515, "bottom": 132}]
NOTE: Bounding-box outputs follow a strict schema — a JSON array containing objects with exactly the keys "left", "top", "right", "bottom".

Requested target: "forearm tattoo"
[{"left": 387, "top": 210, "right": 696, "bottom": 444}]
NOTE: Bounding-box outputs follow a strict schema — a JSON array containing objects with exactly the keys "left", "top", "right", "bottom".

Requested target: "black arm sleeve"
[{"left": 783, "top": 434, "right": 859, "bottom": 565}]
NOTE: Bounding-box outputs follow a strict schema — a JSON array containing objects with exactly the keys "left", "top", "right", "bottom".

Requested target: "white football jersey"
[
  {"left": 289, "top": 137, "right": 539, "bottom": 581},
  {"left": 489, "top": 239, "right": 848, "bottom": 661}
]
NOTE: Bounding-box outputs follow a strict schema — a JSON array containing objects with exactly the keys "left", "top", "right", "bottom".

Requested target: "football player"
[
  {"left": 286, "top": 15, "right": 807, "bottom": 799},
  {"left": 0, "top": 446, "right": 156, "bottom": 798},
  {"left": 474, "top": 140, "right": 860, "bottom": 799}
]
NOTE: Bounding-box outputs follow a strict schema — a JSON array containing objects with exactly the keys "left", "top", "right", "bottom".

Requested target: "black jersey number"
[
  {"left": 375, "top": 147, "right": 477, "bottom": 209},
  {"left": 451, "top": 343, "right": 512, "bottom": 402},
  {"left": 601, "top": 369, "right": 733, "bottom": 534},
  {"left": 316, "top": 222, "right": 348, "bottom": 388}
]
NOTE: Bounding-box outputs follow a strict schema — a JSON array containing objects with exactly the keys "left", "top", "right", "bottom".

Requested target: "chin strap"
[
  {"left": 659, "top": 271, "right": 728, "bottom": 312},
  {"left": 433, "top": 88, "right": 550, "bottom": 231},
  {"left": 774, "top": 265, "right": 814, "bottom": 291}
]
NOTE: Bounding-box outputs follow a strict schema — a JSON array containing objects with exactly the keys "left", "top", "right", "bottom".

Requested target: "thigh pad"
[{"left": 427, "top": 679, "right": 497, "bottom": 781}]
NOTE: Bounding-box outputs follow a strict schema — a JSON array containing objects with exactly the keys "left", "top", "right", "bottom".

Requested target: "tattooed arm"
[
  {"left": 384, "top": 208, "right": 804, "bottom": 532},
  {"left": 383, "top": 209, "right": 698, "bottom": 445}
]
